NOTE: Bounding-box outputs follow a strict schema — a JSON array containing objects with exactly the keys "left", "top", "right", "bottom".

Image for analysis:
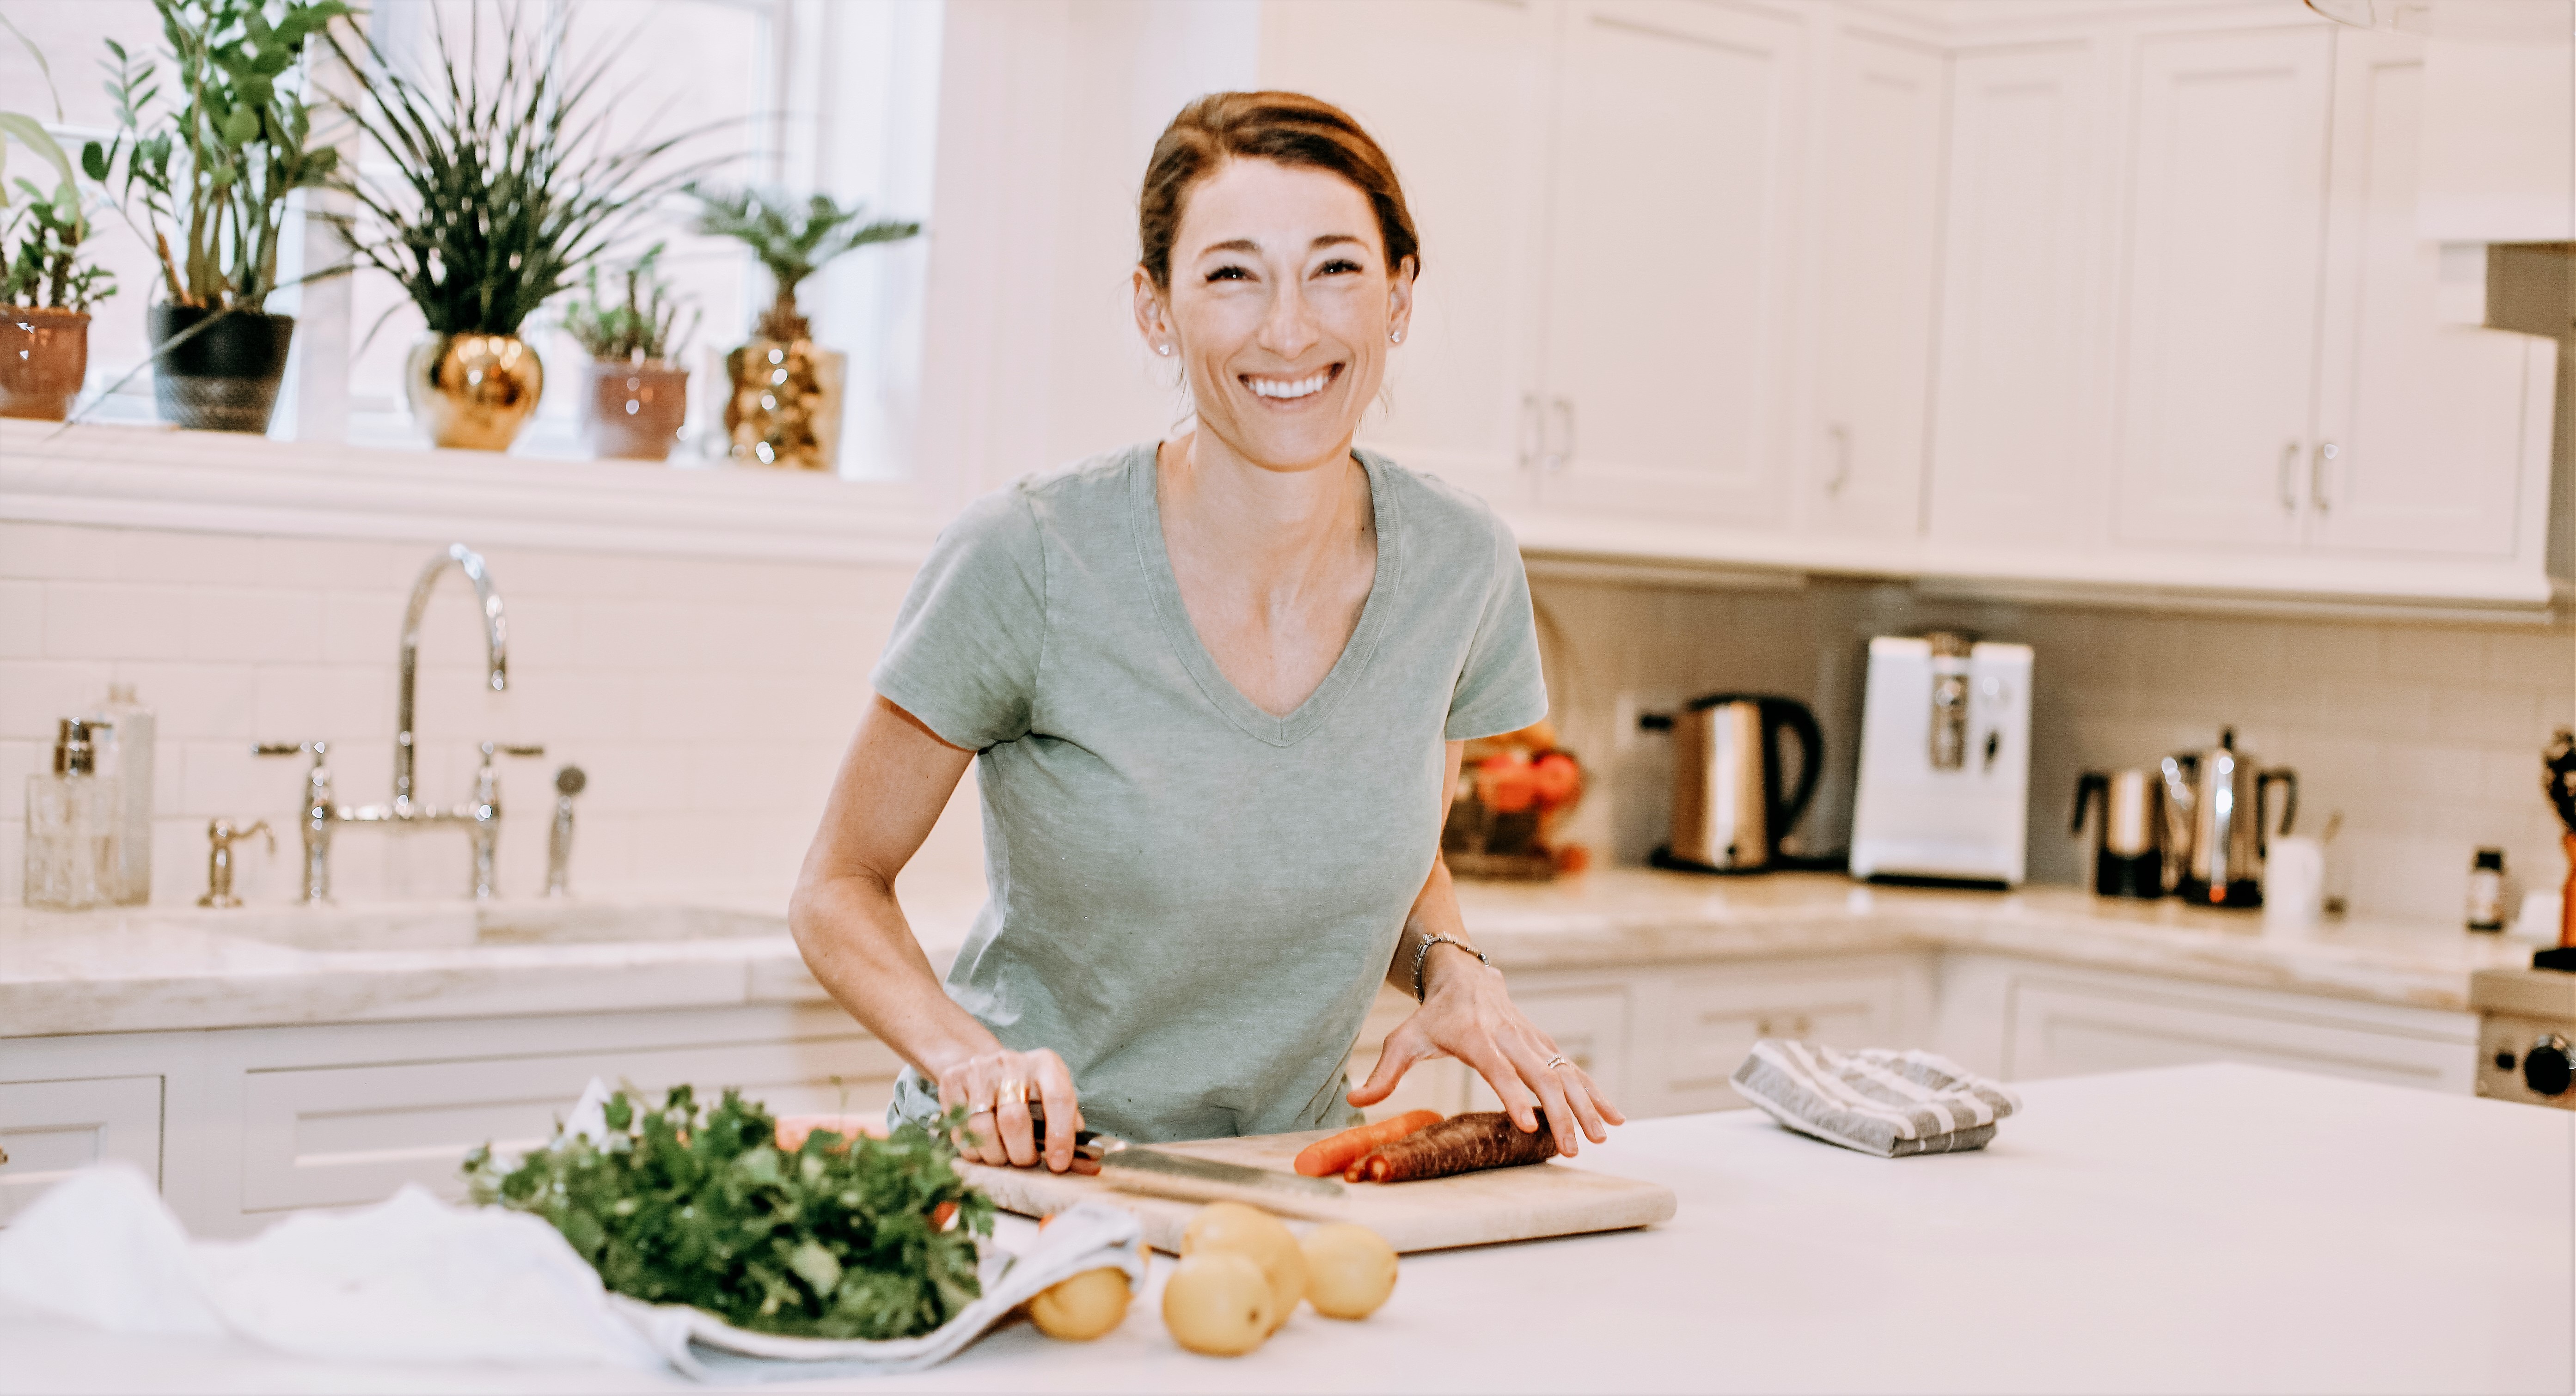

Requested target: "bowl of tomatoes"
[{"left": 1443, "top": 721, "right": 1588, "bottom": 880}]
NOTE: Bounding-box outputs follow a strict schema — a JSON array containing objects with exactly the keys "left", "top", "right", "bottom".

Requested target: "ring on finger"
[
  {"left": 996, "top": 1078, "right": 1027, "bottom": 1105},
  {"left": 1542, "top": 1055, "right": 1572, "bottom": 1071}
]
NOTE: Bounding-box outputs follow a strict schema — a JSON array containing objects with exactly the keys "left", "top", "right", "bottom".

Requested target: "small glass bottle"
[
  {"left": 92, "top": 683, "right": 156, "bottom": 905},
  {"left": 2467, "top": 847, "right": 2508, "bottom": 933},
  {"left": 24, "top": 719, "right": 119, "bottom": 911}
]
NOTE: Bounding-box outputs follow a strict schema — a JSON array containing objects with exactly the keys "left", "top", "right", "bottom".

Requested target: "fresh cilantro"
[{"left": 464, "top": 1085, "right": 994, "bottom": 1340}]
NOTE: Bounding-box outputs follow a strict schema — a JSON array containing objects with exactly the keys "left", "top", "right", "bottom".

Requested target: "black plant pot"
[{"left": 148, "top": 304, "right": 295, "bottom": 433}]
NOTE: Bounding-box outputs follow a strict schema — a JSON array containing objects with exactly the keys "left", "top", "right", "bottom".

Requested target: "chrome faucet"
[{"left": 259, "top": 543, "right": 544, "bottom": 902}]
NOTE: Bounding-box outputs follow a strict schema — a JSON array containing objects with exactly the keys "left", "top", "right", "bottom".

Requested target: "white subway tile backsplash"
[
  {"left": 0, "top": 658, "right": 116, "bottom": 736},
  {"left": 0, "top": 524, "right": 123, "bottom": 581},
  {"left": 0, "top": 580, "right": 41, "bottom": 659},
  {"left": 45, "top": 582, "right": 195, "bottom": 660}
]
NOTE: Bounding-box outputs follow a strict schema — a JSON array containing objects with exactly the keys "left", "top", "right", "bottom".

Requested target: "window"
[{"left": 4, "top": 0, "right": 939, "bottom": 479}]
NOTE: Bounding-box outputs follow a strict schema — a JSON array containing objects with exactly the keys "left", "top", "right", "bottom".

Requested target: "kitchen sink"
[{"left": 190, "top": 902, "right": 788, "bottom": 952}]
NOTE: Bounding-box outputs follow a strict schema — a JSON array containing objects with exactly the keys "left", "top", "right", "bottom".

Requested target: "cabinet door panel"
[
  {"left": 2313, "top": 33, "right": 2552, "bottom": 559},
  {"left": 0, "top": 1075, "right": 163, "bottom": 1225},
  {"left": 1925, "top": 44, "right": 2107, "bottom": 544},
  {"left": 2112, "top": 28, "right": 2333, "bottom": 548},
  {"left": 1658, "top": 963, "right": 1906, "bottom": 1115},
  {"left": 2006, "top": 975, "right": 2473, "bottom": 1091},
  {"left": 1808, "top": 31, "right": 1945, "bottom": 538},
  {"left": 1260, "top": 0, "right": 1552, "bottom": 507},
  {"left": 1539, "top": 0, "right": 1803, "bottom": 524}
]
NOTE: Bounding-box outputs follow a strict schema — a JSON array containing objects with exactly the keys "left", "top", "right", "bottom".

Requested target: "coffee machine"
[{"left": 1849, "top": 633, "right": 2034, "bottom": 888}]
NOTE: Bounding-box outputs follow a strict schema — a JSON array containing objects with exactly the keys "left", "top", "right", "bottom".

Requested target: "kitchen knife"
[{"left": 1024, "top": 1103, "right": 1346, "bottom": 1212}]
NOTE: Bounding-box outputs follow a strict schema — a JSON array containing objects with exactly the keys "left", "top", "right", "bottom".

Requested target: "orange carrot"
[{"left": 1292, "top": 1109, "right": 1443, "bottom": 1178}]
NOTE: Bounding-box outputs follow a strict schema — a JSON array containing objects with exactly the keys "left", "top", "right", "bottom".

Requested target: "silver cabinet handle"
[
  {"left": 2277, "top": 441, "right": 2300, "bottom": 512},
  {"left": 1826, "top": 424, "right": 1852, "bottom": 496},
  {"left": 1517, "top": 391, "right": 1542, "bottom": 473},
  {"left": 1543, "top": 396, "right": 1574, "bottom": 474},
  {"left": 2312, "top": 441, "right": 2337, "bottom": 514}
]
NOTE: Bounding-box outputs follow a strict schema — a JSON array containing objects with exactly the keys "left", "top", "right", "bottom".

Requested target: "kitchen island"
[{"left": 1, "top": 1064, "right": 2567, "bottom": 1394}]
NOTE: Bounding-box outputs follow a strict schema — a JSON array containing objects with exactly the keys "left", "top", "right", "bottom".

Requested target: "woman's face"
[{"left": 1137, "top": 158, "right": 1414, "bottom": 474}]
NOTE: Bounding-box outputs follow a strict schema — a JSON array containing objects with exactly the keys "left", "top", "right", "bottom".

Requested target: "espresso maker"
[
  {"left": 1849, "top": 632, "right": 2035, "bottom": 888},
  {"left": 2160, "top": 728, "right": 2298, "bottom": 908}
]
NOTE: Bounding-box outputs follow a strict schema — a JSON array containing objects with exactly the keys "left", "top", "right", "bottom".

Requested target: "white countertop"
[
  {"left": 2, "top": 1064, "right": 2568, "bottom": 1393},
  {"left": 0, "top": 870, "right": 2537, "bottom": 1039}
]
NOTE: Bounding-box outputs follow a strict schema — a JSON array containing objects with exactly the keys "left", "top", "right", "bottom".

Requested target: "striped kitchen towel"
[{"left": 1730, "top": 1040, "right": 2022, "bottom": 1158}]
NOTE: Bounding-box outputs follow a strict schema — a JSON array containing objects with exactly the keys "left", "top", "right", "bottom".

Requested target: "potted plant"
[
  {"left": 688, "top": 185, "right": 918, "bottom": 471},
  {"left": 0, "top": 31, "right": 118, "bottom": 421},
  {"left": 560, "top": 244, "right": 698, "bottom": 462},
  {"left": 330, "top": 12, "right": 712, "bottom": 452},
  {"left": 93, "top": 0, "right": 353, "bottom": 433}
]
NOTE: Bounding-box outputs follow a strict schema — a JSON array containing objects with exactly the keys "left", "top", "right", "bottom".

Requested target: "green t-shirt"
[{"left": 875, "top": 443, "right": 1547, "bottom": 1143}]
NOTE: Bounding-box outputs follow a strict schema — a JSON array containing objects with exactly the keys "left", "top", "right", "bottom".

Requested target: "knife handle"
[{"left": 1026, "top": 1102, "right": 1107, "bottom": 1161}]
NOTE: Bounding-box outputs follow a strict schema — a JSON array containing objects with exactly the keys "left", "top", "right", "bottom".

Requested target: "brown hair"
[{"left": 1137, "top": 91, "right": 1421, "bottom": 292}]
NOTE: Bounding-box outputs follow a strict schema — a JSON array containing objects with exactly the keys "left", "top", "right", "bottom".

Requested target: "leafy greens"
[{"left": 465, "top": 1085, "right": 993, "bottom": 1341}]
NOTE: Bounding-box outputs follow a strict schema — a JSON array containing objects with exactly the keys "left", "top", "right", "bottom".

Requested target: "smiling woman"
[{"left": 786, "top": 91, "right": 1623, "bottom": 1175}]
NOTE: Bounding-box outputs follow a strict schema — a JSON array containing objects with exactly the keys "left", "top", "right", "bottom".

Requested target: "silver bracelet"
[{"left": 1412, "top": 932, "right": 1491, "bottom": 1003}]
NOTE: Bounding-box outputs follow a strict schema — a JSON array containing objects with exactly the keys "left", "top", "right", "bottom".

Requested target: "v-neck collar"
[{"left": 1127, "top": 441, "right": 1404, "bottom": 749}]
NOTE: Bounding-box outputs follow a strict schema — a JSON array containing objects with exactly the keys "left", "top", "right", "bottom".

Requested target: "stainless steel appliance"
[
  {"left": 1640, "top": 695, "right": 1822, "bottom": 873},
  {"left": 2072, "top": 768, "right": 2165, "bottom": 899},
  {"left": 1849, "top": 633, "right": 2034, "bottom": 887},
  {"left": 2473, "top": 967, "right": 2576, "bottom": 1109},
  {"left": 2159, "top": 728, "right": 2297, "bottom": 908}
]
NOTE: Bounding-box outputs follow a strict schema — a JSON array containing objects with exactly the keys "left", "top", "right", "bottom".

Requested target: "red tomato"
[
  {"left": 1530, "top": 752, "right": 1582, "bottom": 806},
  {"left": 1480, "top": 761, "right": 1539, "bottom": 813}
]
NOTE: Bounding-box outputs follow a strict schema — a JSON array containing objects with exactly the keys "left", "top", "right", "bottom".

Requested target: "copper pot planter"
[
  {"left": 148, "top": 304, "right": 295, "bottom": 433},
  {"left": 0, "top": 307, "right": 90, "bottom": 421},
  {"left": 721, "top": 337, "right": 845, "bottom": 470},
  {"left": 579, "top": 359, "right": 689, "bottom": 461},
  {"left": 406, "top": 333, "right": 545, "bottom": 451}
]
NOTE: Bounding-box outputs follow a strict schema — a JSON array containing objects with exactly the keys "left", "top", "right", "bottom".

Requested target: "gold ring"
[{"left": 997, "top": 1078, "right": 1026, "bottom": 1105}]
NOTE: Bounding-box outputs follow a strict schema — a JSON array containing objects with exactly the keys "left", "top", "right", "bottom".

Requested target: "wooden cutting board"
[{"left": 957, "top": 1128, "right": 1676, "bottom": 1254}]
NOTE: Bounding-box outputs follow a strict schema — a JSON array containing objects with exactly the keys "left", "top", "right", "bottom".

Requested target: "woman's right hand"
[{"left": 936, "top": 1045, "right": 1085, "bottom": 1173}]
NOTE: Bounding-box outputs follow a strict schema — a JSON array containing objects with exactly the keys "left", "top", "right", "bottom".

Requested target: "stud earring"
[
  {"left": 1157, "top": 343, "right": 1173, "bottom": 356},
  {"left": 1389, "top": 329, "right": 1404, "bottom": 344}
]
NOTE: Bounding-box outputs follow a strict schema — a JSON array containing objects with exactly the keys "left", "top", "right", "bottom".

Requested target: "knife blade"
[{"left": 1026, "top": 1103, "right": 1346, "bottom": 1210}]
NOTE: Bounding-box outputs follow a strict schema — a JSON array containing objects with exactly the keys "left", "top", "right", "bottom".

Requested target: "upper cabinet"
[{"left": 1257, "top": 0, "right": 2560, "bottom": 609}]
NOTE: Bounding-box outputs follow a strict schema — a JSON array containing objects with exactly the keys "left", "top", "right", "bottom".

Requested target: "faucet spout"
[{"left": 397, "top": 543, "right": 508, "bottom": 810}]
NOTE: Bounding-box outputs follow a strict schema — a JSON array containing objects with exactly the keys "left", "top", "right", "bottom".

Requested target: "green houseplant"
[
  {"left": 688, "top": 184, "right": 918, "bottom": 471},
  {"left": 330, "top": 9, "right": 714, "bottom": 452},
  {"left": 560, "top": 244, "right": 698, "bottom": 462},
  {"left": 0, "top": 22, "right": 119, "bottom": 421},
  {"left": 94, "top": 0, "right": 354, "bottom": 433}
]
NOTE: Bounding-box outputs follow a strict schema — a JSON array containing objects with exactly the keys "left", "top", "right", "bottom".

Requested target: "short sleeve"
[
  {"left": 1444, "top": 515, "right": 1549, "bottom": 742},
  {"left": 870, "top": 488, "right": 1047, "bottom": 750}
]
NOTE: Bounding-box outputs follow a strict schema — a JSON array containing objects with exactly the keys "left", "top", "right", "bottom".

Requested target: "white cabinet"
[
  {"left": 2112, "top": 27, "right": 2336, "bottom": 549},
  {"left": 1925, "top": 42, "right": 2110, "bottom": 549},
  {"left": 1257, "top": 0, "right": 1554, "bottom": 507},
  {"left": 1804, "top": 30, "right": 1946, "bottom": 538},
  {"left": 2311, "top": 31, "right": 2557, "bottom": 561},
  {"left": 1537, "top": 0, "right": 1805, "bottom": 526},
  {"left": 0, "top": 1075, "right": 162, "bottom": 1225},
  {"left": 1643, "top": 956, "right": 1922, "bottom": 1115}
]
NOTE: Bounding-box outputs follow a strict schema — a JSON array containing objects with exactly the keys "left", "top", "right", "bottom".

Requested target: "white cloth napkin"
[
  {"left": 0, "top": 1164, "right": 1143, "bottom": 1380},
  {"left": 1731, "top": 1039, "right": 2022, "bottom": 1157}
]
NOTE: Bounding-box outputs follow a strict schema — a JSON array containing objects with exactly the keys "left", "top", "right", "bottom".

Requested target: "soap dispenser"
[
  {"left": 92, "top": 683, "right": 156, "bottom": 904},
  {"left": 24, "top": 719, "right": 120, "bottom": 910}
]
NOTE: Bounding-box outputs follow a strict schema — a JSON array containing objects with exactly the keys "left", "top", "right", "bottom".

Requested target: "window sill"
[{"left": 0, "top": 420, "right": 947, "bottom": 567}]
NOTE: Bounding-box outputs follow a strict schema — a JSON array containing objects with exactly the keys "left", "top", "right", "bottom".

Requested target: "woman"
[{"left": 789, "top": 91, "right": 1622, "bottom": 1174}]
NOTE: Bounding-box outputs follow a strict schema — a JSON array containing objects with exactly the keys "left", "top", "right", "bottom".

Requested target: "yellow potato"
[
  {"left": 1028, "top": 1266, "right": 1131, "bottom": 1341},
  {"left": 1299, "top": 1223, "right": 1398, "bottom": 1320},
  {"left": 1161, "top": 1251, "right": 1273, "bottom": 1356},
  {"left": 1181, "top": 1201, "right": 1306, "bottom": 1330}
]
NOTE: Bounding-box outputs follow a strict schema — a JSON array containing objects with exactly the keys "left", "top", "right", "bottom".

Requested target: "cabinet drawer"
[
  {"left": 2006, "top": 975, "right": 2475, "bottom": 1091},
  {"left": 0, "top": 1075, "right": 162, "bottom": 1225},
  {"left": 239, "top": 1033, "right": 900, "bottom": 1215},
  {"left": 1659, "top": 963, "right": 1909, "bottom": 1114}
]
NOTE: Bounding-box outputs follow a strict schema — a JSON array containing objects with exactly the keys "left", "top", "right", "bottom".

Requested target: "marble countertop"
[
  {"left": 0, "top": 870, "right": 2539, "bottom": 1039},
  {"left": 3, "top": 1066, "right": 2567, "bottom": 1393}
]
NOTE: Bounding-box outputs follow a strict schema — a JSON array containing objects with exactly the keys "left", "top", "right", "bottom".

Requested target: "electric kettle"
[
  {"left": 1640, "top": 694, "right": 1823, "bottom": 873},
  {"left": 2159, "top": 728, "right": 2297, "bottom": 908},
  {"left": 2072, "top": 768, "right": 2165, "bottom": 900}
]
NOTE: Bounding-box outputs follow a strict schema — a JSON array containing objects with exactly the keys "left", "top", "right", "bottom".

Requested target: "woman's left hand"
[{"left": 1345, "top": 948, "right": 1625, "bottom": 1157}]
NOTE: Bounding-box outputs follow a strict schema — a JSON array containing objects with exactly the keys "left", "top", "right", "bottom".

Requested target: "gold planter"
[
  {"left": 406, "top": 333, "right": 545, "bottom": 451},
  {"left": 722, "top": 337, "right": 844, "bottom": 470}
]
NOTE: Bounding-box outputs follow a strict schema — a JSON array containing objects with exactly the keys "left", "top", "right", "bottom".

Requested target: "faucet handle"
[
  {"left": 256, "top": 740, "right": 329, "bottom": 765},
  {"left": 479, "top": 742, "right": 546, "bottom": 763}
]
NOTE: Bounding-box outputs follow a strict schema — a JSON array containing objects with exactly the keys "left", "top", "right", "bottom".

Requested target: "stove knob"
[{"left": 2525, "top": 1035, "right": 2574, "bottom": 1098}]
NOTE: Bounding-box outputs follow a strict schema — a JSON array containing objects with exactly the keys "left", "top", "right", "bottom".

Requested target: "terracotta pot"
[
  {"left": 578, "top": 359, "right": 689, "bottom": 461},
  {"left": 148, "top": 304, "right": 294, "bottom": 433},
  {"left": 721, "top": 337, "right": 845, "bottom": 470},
  {"left": 405, "top": 333, "right": 545, "bottom": 451},
  {"left": 0, "top": 307, "right": 90, "bottom": 421}
]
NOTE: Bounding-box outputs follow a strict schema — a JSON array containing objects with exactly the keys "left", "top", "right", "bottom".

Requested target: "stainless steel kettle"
[
  {"left": 2072, "top": 768, "right": 2165, "bottom": 900},
  {"left": 2159, "top": 728, "right": 2297, "bottom": 908},
  {"left": 1641, "top": 694, "right": 1823, "bottom": 873}
]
